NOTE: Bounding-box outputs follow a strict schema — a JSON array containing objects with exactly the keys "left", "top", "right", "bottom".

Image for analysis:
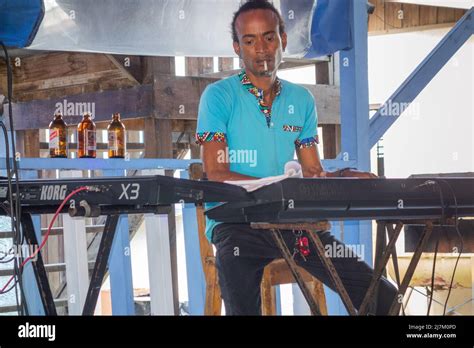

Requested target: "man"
[{"left": 196, "top": 0, "right": 397, "bottom": 315}]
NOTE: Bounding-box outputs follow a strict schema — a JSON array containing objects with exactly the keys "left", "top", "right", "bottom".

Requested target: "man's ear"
[
  {"left": 233, "top": 41, "right": 241, "bottom": 58},
  {"left": 281, "top": 32, "right": 288, "bottom": 52}
]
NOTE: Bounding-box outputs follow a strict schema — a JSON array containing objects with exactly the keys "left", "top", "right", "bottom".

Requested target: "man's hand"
[
  {"left": 341, "top": 170, "right": 378, "bottom": 178},
  {"left": 316, "top": 170, "right": 378, "bottom": 178}
]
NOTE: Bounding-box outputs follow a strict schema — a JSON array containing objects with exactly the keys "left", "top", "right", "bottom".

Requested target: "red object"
[
  {"left": 298, "top": 236, "right": 310, "bottom": 257},
  {"left": 0, "top": 186, "right": 88, "bottom": 294}
]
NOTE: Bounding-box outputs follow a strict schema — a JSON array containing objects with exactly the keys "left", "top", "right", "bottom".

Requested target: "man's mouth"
[{"left": 256, "top": 59, "right": 272, "bottom": 65}]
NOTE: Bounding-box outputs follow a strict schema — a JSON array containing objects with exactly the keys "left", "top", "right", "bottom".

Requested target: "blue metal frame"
[
  {"left": 369, "top": 7, "right": 473, "bottom": 148},
  {"left": 327, "top": 0, "right": 373, "bottom": 315},
  {"left": 180, "top": 170, "right": 206, "bottom": 315}
]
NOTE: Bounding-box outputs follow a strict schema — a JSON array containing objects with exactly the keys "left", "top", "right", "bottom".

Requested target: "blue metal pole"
[
  {"left": 180, "top": 170, "right": 206, "bottom": 315},
  {"left": 369, "top": 7, "right": 473, "bottom": 148},
  {"left": 327, "top": 0, "right": 373, "bottom": 315}
]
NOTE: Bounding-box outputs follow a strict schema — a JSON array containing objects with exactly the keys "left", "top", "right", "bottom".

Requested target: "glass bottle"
[
  {"left": 48, "top": 113, "right": 68, "bottom": 158},
  {"left": 77, "top": 112, "right": 96, "bottom": 158},
  {"left": 107, "top": 113, "right": 126, "bottom": 158}
]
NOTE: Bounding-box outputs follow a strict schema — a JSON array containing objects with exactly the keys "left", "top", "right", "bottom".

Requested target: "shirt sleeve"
[
  {"left": 195, "top": 84, "right": 231, "bottom": 144},
  {"left": 295, "top": 88, "right": 319, "bottom": 149}
]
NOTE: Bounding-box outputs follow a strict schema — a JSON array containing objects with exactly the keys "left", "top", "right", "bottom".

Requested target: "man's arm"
[
  {"left": 296, "top": 146, "right": 377, "bottom": 178},
  {"left": 201, "top": 142, "right": 257, "bottom": 182}
]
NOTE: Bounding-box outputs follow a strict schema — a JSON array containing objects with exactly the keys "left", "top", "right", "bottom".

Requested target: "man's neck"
[{"left": 244, "top": 69, "right": 277, "bottom": 97}]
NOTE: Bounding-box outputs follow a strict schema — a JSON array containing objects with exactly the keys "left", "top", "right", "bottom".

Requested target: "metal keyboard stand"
[
  {"left": 252, "top": 219, "right": 442, "bottom": 316},
  {"left": 251, "top": 221, "right": 357, "bottom": 316}
]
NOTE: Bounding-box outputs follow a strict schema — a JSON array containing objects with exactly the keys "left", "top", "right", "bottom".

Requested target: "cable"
[
  {"left": 415, "top": 180, "right": 444, "bottom": 316},
  {"left": 0, "top": 186, "right": 88, "bottom": 294},
  {"left": 0, "top": 202, "right": 15, "bottom": 263},
  {"left": 0, "top": 127, "right": 23, "bottom": 314},
  {"left": 437, "top": 179, "right": 463, "bottom": 316},
  {"left": 0, "top": 276, "right": 18, "bottom": 295},
  {"left": 416, "top": 179, "right": 464, "bottom": 315},
  {"left": 0, "top": 41, "right": 24, "bottom": 314},
  {"left": 426, "top": 237, "right": 439, "bottom": 315}
]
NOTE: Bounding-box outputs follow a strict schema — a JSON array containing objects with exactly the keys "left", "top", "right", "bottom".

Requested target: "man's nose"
[{"left": 254, "top": 37, "right": 269, "bottom": 53}]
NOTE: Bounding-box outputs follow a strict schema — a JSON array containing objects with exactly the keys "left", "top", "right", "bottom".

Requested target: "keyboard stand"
[
  {"left": 251, "top": 221, "right": 357, "bottom": 315},
  {"left": 251, "top": 219, "right": 441, "bottom": 316}
]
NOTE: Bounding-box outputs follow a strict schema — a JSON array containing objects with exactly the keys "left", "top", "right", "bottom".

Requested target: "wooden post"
[
  {"left": 218, "top": 58, "right": 234, "bottom": 72},
  {"left": 317, "top": 61, "right": 340, "bottom": 159},
  {"left": 185, "top": 57, "right": 214, "bottom": 76},
  {"left": 143, "top": 56, "right": 180, "bottom": 315}
]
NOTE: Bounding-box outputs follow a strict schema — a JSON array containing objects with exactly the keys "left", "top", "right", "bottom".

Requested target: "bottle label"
[
  {"left": 86, "top": 130, "right": 96, "bottom": 151},
  {"left": 108, "top": 130, "right": 118, "bottom": 151},
  {"left": 49, "top": 130, "right": 59, "bottom": 150}
]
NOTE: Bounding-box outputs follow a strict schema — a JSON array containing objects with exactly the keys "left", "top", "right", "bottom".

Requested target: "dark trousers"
[{"left": 212, "top": 223, "right": 398, "bottom": 316}]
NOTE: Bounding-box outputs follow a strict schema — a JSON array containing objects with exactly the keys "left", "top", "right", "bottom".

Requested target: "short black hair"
[{"left": 231, "top": 0, "right": 286, "bottom": 43}]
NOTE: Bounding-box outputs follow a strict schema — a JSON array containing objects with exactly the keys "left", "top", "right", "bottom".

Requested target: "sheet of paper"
[{"left": 224, "top": 161, "right": 303, "bottom": 192}]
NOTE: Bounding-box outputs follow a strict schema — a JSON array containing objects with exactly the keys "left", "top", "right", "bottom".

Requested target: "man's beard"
[{"left": 257, "top": 70, "right": 273, "bottom": 77}]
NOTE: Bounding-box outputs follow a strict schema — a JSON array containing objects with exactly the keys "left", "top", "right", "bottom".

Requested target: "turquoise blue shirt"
[{"left": 196, "top": 70, "right": 319, "bottom": 242}]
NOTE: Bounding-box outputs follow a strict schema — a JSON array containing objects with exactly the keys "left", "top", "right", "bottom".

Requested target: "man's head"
[{"left": 231, "top": 0, "right": 287, "bottom": 78}]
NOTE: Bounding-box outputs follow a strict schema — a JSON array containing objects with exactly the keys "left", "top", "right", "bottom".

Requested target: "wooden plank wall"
[{"left": 368, "top": 1, "right": 466, "bottom": 33}]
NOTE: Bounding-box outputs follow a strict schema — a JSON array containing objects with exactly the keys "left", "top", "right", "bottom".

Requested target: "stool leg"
[
  {"left": 261, "top": 270, "right": 277, "bottom": 315},
  {"left": 311, "top": 279, "right": 328, "bottom": 315},
  {"left": 204, "top": 262, "right": 222, "bottom": 315}
]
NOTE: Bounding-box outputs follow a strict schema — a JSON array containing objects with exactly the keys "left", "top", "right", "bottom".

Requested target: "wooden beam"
[
  {"left": 368, "top": 1, "right": 466, "bottom": 35},
  {"left": 385, "top": 2, "right": 403, "bottom": 29},
  {"left": 303, "top": 84, "right": 340, "bottom": 124},
  {"left": 322, "top": 125, "right": 341, "bottom": 159},
  {"left": 142, "top": 56, "right": 176, "bottom": 84},
  {"left": 419, "top": 5, "right": 438, "bottom": 26},
  {"left": 151, "top": 75, "right": 225, "bottom": 119},
  {"left": 199, "top": 68, "right": 240, "bottom": 79},
  {"left": 201, "top": 59, "right": 322, "bottom": 79},
  {"left": 4, "top": 84, "right": 153, "bottom": 130},
  {"left": 105, "top": 54, "right": 141, "bottom": 86},
  {"left": 437, "top": 7, "right": 456, "bottom": 23},
  {"left": 218, "top": 57, "right": 234, "bottom": 72},
  {"left": 144, "top": 56, "right": 179, "bottom": 316},
  {"left": 316, "top": 61, "right": 330, "bottom": 85},
  {"left": 401, "top": 3, "right": 420, "bottom": 28},
  {"left": 144, "top": 118, "right": 173, "bottom": 158},
  {"left": 0, "top": 52, "right": 139, "bottom": 101},
  {"left": 369, "top": 0, "right": 386, "bottom": 32},
  {"left": 16, "top": 129, "right": 39, "bottom": 158},
  {"left": 185, "top": 57, "right": 214, "bottom": 76},
  {"left": 171, "top": 119, "right": 196, "bottom": 133},
  {"left": 369, "top": 22, "right": 457, "bottom": 36},
  {"left": 7, "top": 77, "right": 340, "bottom": 130}
]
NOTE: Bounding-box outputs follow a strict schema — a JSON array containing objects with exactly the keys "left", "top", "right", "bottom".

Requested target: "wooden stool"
[{"left": 189, "top": 163, "right": 327, "bottom": 315}]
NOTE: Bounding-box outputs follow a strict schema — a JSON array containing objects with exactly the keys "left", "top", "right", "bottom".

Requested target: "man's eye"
[
  {"left": 266, "top": 35, "right": 275, "bottom": 42},
  {"left": 245, "top": 40, "right": 254, "bottom": 45}
]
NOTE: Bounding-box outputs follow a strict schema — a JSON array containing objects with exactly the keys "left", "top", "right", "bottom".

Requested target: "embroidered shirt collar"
[{"left": 238, "top": 69, "right": 282, "bottom": 127}]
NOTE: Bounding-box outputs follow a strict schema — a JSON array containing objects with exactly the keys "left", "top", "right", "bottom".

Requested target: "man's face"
[{"left": 233, "top": 9, "right": 287, "bottom": 77}]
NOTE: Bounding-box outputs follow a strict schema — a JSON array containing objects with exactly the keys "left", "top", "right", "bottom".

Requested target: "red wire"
[{"left": 0, "top": 186, "right": 89, "bottom": 294}]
